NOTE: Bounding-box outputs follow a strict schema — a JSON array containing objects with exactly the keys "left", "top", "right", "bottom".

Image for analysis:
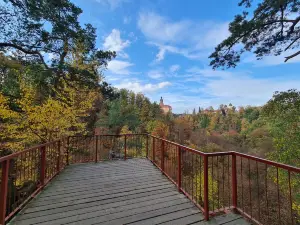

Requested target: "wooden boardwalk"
[{"left": 9, "top": 159, "right": 250, "bottom": 225}]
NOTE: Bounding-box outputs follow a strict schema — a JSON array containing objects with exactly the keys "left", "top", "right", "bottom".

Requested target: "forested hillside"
[{"left": 169, "top": 89, "right": 300, "bottom": 169}]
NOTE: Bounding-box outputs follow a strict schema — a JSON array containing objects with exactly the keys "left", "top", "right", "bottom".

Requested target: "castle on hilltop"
[{"left": 159, "top": 97, "right": 172, "bottom": 114}]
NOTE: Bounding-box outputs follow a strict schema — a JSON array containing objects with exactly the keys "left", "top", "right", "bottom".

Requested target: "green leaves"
[
  {"left": 262, "top": 89, "right": 300, "bottom": 167},
  {"left": 210, "top": 0, "right": 300, "bottom": 69}
]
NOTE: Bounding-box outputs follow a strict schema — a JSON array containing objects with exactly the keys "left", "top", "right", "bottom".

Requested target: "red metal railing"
[
  {"left": 0, "top": 134, "right": 148, "bottom": 225},
  {"left": 0, "top": 139, "right": 67, "bottom": 225},
  {"left": 1, "top": 133, "right": 299, "bottom": 225},
  {"left": 148, "top": 135, "right": 300, "bottom": 225}
]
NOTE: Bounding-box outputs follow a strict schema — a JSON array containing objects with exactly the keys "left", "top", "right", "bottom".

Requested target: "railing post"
[
  {"left": 161, "top": 140, "right": 165, "bottom": 171},
  {"left": 40, "top": 146, "right": 46, "bottom": 186},
  {"left": 124, "top": 135, "right": 127, "bottom": 160},
  {"left": 56, "top": 140, "right": 61, "bottom": 173},
  {"left": 203, "top": 155, "right": 209, "bottom": 221},
  {"left": 95, "top": 135, "right": 98, "bottom": 163},
  {"left": 66, "top": 137, "right": 69, "bottom": 166},
  {"left": 0, "top": 160, "right": 9, "bottom": 225},
  {"left": 152, "top": 138, "right": 155, "bottom": 162},
  {"left": 177, "top": 147, "right": 182, "bottom": 192},
  {"left": 146, "top": 134, "right": 149, "bottom": 159},
  {"left": 232, "top": 153, "right": 237, "bottom": 209}
]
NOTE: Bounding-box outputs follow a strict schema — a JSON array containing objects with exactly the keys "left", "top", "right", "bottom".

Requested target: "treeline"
[
  {"left": 170, "top": 90, "right": 300, "bottom": 169},
  {"left": 95, "top": 88, "right": 167, "bottom": 134}
]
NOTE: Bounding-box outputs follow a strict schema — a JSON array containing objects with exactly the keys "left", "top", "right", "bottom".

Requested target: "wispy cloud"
[
  {"left": 169, "top": 64, "right": 180, "bottom": 73},
  {"left": 103, "top": 29, "right": 130, "bottom": 59},
  {"left": 138, "top": 11, "right": 229, "bottom": 62},
  {"left": 107, "top": 60, "right": 134, "bottom": 75},
  {"left": 95, "top": 0, "right": 129, "bottom": 10},
  {"left": 115, "top": 81, "right": 171, "bottom": 93}
]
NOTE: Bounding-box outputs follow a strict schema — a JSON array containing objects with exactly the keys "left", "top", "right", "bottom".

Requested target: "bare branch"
[
  {"left": 287, "top": 16, "right": 300, "bottom": 36},
  {"left": 0, "top": 42, "right": 49, "bottom": 69},
  {"left": 284, "top": 50, "right": 300, "bottom": 62},
  {"left": 280, "top": 5, "right": 284, "bottom": 38},
  {"left": 285, "top": 36, "right": 300, "bottom": 51}
]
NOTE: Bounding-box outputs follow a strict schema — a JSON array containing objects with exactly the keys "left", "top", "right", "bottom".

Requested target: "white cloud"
[
  {"left": 148, "top": 70, "right": 163, "bottom": 79},
  {"left": 178, "top": 67, "right": 300, "bottom": 111},
  {"left": 138, "top": 12, "right": 191, "bottom": 43},
  {"left": 185, "top": 67, "right": 234, "bottom": 78},
  {"left": 170, "top": 65, "right": 180, "bottom": 73},
  {"left": 115, "top": 81, "right": 171, "bottom": 93},
  {"left": 107, "top": 60, "right": 133, "bottom": 75},
  {"left": 96, "top": 0, "right": 128, "bottom": 10},
  {"left": 138, "top": 11, "right": 229, "bottom": 62},
  {"left": 150, "top": 42, "right": 208, "bottom": 62},
  {"left": 103, "top": 29, "right": 130, "bottom": 59}
]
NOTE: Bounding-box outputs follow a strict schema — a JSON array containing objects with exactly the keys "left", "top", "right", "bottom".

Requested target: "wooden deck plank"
[
  {"left": 158, "top": 214, "right": 204, "bottom": 225},
  {"left": 9, "top": 159, "right": 250, "bottom": 225},
  {"left": 14, "top": 193, "right": 183, "bottom": 224},
  {"left": 94, "top": 203, "right": 195, "bottom": 225},
  {"left": 31, "top": 182, "right": 173, "bottom": 207}
]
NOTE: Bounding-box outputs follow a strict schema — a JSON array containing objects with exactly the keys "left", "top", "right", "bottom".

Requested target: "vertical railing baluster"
[
  {"left": 161, "top": 140, "right": 165, "bottom": 172},
  {"left": 146, "top": 134, "right": 149, "bottom": 158},
  {"left": 123, "top": 135, "right": 127, "bottom": 160},
  {"left": 288, "top": 171, "right": 293, "bottom": 225},
  {"left": 152, "top": 138, "right": 155, "bottom": 162},
  {"left": 204, "top": 155, "right": 209, "bottom": 221},
  {"left": 40, "top": 146, "right": 46, "bottom": 186},
  {"left": 232, "top": 154, "right": 237, "bottom": 209},
  {"left": 0, "top": 160, "right": 10, "bottom": 225},
  {"left": 256, "top": 161, "right": 260, "bottom": 221},
  {"left": 124, "top": 135, "right": 127, "bottom": 160},
  {"left": 57, "top": 140, "right": 61, "bottom": 173},
  {"left": 95, "top": 136, "right": 98, "bottom": 163},
  {"left": 248, "top": 159, "right": 252, "bottom": 218},
  {"left": 277, "top": 167, "right": 280, "bottom": 225},
  {"left": 177, "top": 147, "right": 182, "bottom": 192},
  {"left": 66, "top": 137, "right": 69, "bottom": 165}
]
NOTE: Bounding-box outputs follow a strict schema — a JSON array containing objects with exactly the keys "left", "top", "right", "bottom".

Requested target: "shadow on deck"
[{"left": 9, "top": 159, "right": 250, "bottom": 225}]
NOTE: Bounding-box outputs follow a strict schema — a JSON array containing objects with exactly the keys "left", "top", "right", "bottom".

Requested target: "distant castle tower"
[{"left": 159, "top": 97, "right": 172, "bottom": 114}]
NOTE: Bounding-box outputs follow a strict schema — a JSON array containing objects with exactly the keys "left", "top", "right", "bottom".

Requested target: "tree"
[
  {"left": 262, "top": 89, "right": 300, "bottom": 167},
  {"left": 199, "top": 114, "right": 210, "bottom": 129},
  {"left": 146, "top": 120, "right": 169, "bottom": 138},
  {"left": 1, "top": 79, "right": 98, "bottom": 151},
  {"left": 99, "top": 82, "right": 119, "bottom": 101},
  {"left": 210, "top": 0, "right": 300, "bottom": 69},
  {"left": 0, "top": 0, "right": 115, "bottom": 93}
]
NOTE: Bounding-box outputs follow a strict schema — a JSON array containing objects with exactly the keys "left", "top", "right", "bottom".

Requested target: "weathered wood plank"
[
  {"left": 158, "top": 213, "right": 204, "bottom": 225},
  {"left": 14, "top": 193, "right": 185, "bottom": 225},
  {"left": 10, "top": 159, "right": 250, "bottom": 225}
]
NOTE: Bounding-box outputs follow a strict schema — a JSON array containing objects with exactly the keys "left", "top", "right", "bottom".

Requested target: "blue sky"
[{"left": 72, "top": 0, "right": 300, "bottom": 113}]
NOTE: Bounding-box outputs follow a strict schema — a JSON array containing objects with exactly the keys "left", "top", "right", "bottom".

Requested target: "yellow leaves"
[
  {"left": 147, "top": 120, "right": 169, "bottom": 138},
  {"left": 1, "top": 77, "right": 100, "bottom": 152},
  {"left": 193, "top": 170, "right": 218, "bottom": 208},
  {"left": 0, "top": 93, "right": 19, "bottom": 119}
]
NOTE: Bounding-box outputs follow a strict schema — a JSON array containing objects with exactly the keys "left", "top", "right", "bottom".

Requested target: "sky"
[{"left": 72, "top": 0, "right": 300, "bottom": 113}]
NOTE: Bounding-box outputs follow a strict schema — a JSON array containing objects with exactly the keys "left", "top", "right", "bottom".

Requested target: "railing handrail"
[
  {"left": 149, "top": 134, "right": 300, "bottom": 173},
  {"left": 1, "top": 134, "right": 299, "bottom": 172},
  {"left": 0, "top": 139, "right": 61, "bottom": 163}
]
